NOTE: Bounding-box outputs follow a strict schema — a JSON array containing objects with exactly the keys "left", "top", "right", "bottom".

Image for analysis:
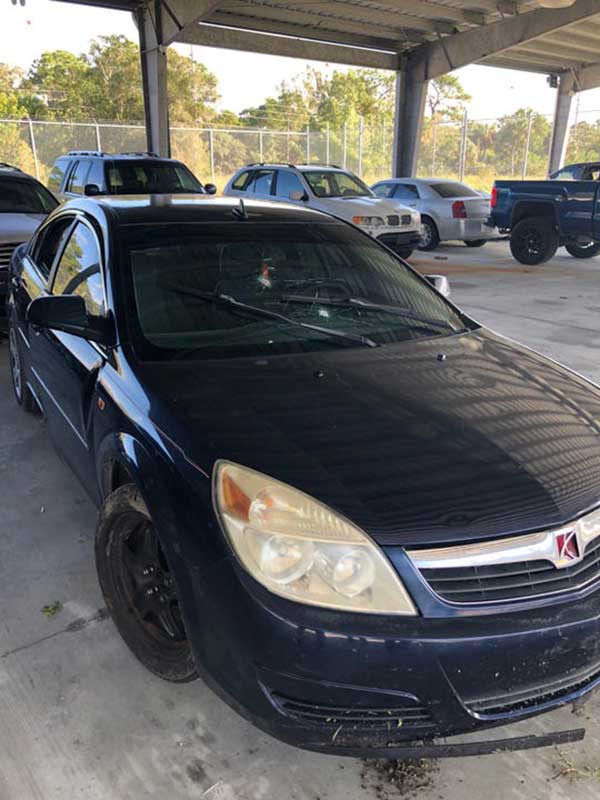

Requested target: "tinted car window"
[
  {"left": 304, "top": 171, "right": 371, "bottom": 198},
  {"left": 551, "top": 167, "right": 576, "bottom": 179},
  {"left": 47, "top": 158, "right": 70, "bottom": 192},
  {"left": 67, "top": 160, "right": 91, "bottom": 194},
  {"left": 393, "top": 184, "right": 420, "bottom": 200},
  {"left": 0, "top": 179, "right": 57, "bottom": 214},
  {"left": 248, "top": 170, "right": 275, "bottom": 195},
  {"left": 275, "top": 170, "right": 305, "bottom": 199},
  {"left": 87, "top": 160, "right": 105, "bottom": 190},
  {"left": 31, "top": 216, "right": 74, "bottom": 279},
  {"left": 52, "top": 222, "right": 105, "bottom": 316},
  {"left": 431, "top": 182, "right": 479, "bottom": 198},
  {"left": 232, "top": 171, "right": 251, "bottom": 190},
  {"left": 125, "top": 221, "right": 466, "bottom": 361},
  {"left": 581, "top": 166, "right": 600, "bottom": 180},
  {"left": 107, "top": 161, "right": 203, "bottom": 195},
  {"left": 372, "top": 183, "right": 394, "bottom": 198}
]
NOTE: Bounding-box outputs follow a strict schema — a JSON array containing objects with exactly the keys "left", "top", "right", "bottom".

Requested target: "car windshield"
[
  {"left": 431, "top": 182, "right": 480, "bottom": 199},
  {"left": 107, "top": 161, "right": 204, "bottom": 195},
  {"left": 303, "top": 171, "right": 372, "bottom": 198},
  {"left": 0, "top": 178, "right": 58, "bottom": 214},
  {"left": 124, "top": 221, "right": 469, "bottom": 361}
]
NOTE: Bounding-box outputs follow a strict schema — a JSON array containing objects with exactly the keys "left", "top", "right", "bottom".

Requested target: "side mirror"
[
  {"left": 84, "top": 183, "right": 101, "bottom": 197},
  {"left": 204, "top": 183, "right": 217, "bottom": 195},
  {"left": 289, "top": 190, "right": 308, "bottom": 202},
  {"left": 26, "top": 295, "right": 115, "bottom": 345},
  {"left": 425, "top": 274, "right": 450, "bottom": 298}
]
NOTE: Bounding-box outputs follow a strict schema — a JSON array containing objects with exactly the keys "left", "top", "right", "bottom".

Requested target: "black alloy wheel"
[
  {"left": 510, "top": 217, "right": 558, "bottom": 265},
  {"left": 95, "top": 484, "right": 198, "bottom": 682}
]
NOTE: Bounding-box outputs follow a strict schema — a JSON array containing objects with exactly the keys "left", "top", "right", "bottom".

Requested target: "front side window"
[
  {"left": 31, "top": 216, "right": 74, "bottom": 279},
  {"left": 431, "top": 182, "right": 479, "bottom": 199},
  {"left": 125, "top": 221, "right": 468, "bottom": 361},
  {"left": 107, "top": 161, "right": 203, "bottom": 195},
  {"left": 52, "top": 222, "right": 105, "bottom": 316},
  {"left": 394, "top": 184, "right": 419, "bottom": 200},
  {"left": 304, "top": 170, "right": 372, "bottom": 198},
  {"left": 0, "top": 179, "right": 58, "bottom": 214},
  {"left": 275, "top": 170, "right": 305, "bottom": 199},
  {"left": 372, "top": 183, "right": 393, "bottom": 198}
]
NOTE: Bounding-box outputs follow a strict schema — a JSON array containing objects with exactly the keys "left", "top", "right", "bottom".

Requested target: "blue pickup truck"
[{"left": 490, "top": 179, "right": 600, "bottom": 265}]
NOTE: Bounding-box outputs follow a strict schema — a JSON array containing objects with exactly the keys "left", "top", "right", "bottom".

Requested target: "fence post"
[
  {"left": 431, "top": 120, "right": 437, "bottom": 176},
  {"left": 208, "top": 127, "right": 215, "bottom": 183},
  {"left": 458, "top": 109, "right": 468, "bottom": 181},
  {"left": 26, "top": 117, "right": 40, "bottom": 179},
  {"left": 522, "top": 111, "right": 534, "bottom": 179},
  {"left": 259, "top": 129, "right": 264, "bottom": 162},
  {"left": 326, "top": 123, "right": 330, "bottom": 165},
  {"left": 358, "top": 117, "right": 364, "bottom": 177},
  {"left": 306, "top": 124, "right": 310, "bottom": 163},
  {"left": 94, "top": 120, "right": 102, "bottom": 151},
  {"left": 342, "top": 123, "right": 347, "bottom": 168}
]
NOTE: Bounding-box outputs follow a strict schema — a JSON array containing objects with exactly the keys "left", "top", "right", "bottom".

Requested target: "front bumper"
[
  {"left": 376, "top": 230, "right": 422, "bottom": 250},
  {"left": 179, "top": 553, "right": 600, "bottom": 756}
]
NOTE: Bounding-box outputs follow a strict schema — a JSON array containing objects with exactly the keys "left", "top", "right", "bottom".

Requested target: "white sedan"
[
  {"left": 224, "top": 164, "right": 422, "bottom": 258},
  {"left": 371, "top": 178, "right": 499, "bottom": 251}
]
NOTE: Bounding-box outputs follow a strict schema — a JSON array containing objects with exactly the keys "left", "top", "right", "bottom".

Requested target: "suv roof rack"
[
  {"left": 0, "top": 162, "right": 23, "bottom": 172},
  {"left": 118, "top": 151, "right": 161, "bottom": 158},
  {"left": 246, "top": 161, "right": 344, "bottom": 170},
  {"left": 295, "top": 162, "right": 344, "bottom": 169},
  {"left": 67, "top": 150, "right": 106, "bottom": 157}
]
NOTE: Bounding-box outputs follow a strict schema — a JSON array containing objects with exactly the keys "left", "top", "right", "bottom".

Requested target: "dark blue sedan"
[{"left": 7, "top": 195, "right": 600, "bottom": 757}]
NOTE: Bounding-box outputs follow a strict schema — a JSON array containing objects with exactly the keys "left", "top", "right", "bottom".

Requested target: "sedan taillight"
[
  {"left": 490, "top": 186, "right": 498, "bottom": 208},
  {"left": 452, "top": 200, "right": 467, "bottom": 219}
]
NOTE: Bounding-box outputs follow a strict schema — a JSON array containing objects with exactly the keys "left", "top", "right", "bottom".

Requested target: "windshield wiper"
[
  {"left": 165, "top": 286, "right": 379, "bottom": 349},
  {"left": 280, "top": 294, "right": 460, "bottom": 333}
]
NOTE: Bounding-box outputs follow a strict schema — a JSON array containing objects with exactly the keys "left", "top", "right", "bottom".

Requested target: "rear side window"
[
  {"left": 31, "top": 216, "right": 74, "bottom": 279},
  {"left": 581, "top": 166, "right": 600, "bottom": 181},
  {"left": 87, "top": 160, "right": 105, "bottom": 190},
  {"left": 431, "top": 182, "right": 478, "bottom": 198},
  {"left": 275, "top": 170, "right": 305, "bottom": 199},
  {"left": 247, "top": 170, "right": 275, "bottom": 195},
  {"left": 47, "top": 158, "right": 70, "bottom": 192},
  {"left": 52, "top": 222, "right": 105, "bottom": 316},
  {"left": 66, "top": 160, "right": 91, "bottom": 195},
  {"left": 232, "top": 171, "right": 251, "bottom": 191},
  {"left": 393, "top": 184, "right": 420, "bottom": 200}
]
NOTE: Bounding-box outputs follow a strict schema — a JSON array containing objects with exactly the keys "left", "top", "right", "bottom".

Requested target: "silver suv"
[
  {"left": 0, "top": 163, "right": 58, "bottom": 332},
  {"left": 223, "top": 163, "right": 422, "bottom": 259}
]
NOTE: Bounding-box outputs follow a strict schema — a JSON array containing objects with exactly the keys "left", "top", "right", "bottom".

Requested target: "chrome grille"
[
  {"left": 271, "top": 693, "right": 433, "bottom": 730},
  {"left": 0, "top": 242, "right": 21, "bottom": 269},
  {"left": 401, "top": 214, "right": 412, "bottom": 226},
  {"left": 386, "top": 214, "right": 399, "bottom": 227}
]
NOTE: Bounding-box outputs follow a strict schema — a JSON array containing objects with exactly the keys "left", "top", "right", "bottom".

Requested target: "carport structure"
[{"left": 56, "top": 0, "right": 600, "bottom": 176}]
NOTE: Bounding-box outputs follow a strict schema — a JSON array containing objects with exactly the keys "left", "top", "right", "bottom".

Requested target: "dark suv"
[
  {"left": 0, "top": 162, "right": 58, "bottom": 332},
  {"left": 47, "top": 151, "right": 216, "bottom": 200}
]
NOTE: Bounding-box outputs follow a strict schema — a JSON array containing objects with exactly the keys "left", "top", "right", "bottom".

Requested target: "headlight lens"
[
  {"left": 352, "top": 215, "right": 385, "bottom": 228},
  {"left": 214, "top": 461, "right": 417, "bottom": 615}
]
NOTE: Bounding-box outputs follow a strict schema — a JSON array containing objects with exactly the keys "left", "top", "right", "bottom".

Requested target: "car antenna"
[{"left": 232, "top": 198, "right": 248, "bottom": 220}]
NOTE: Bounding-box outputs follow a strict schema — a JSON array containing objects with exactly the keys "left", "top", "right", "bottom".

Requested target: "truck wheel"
[
  {"left": 464, "top": 240, "right": 486, "bottom": 248},
  {"left": 510, "top": 217, "right": 558, "bottom": 265},
  {"left": 8, "top": 319, "right": 37, "bottom": 413},
  {"left": 418, "top": 217, "right": 440, "bottom": 251},
  {"left": 565, "top": 240, "right": 600, "bottom": 259},
  {"left": 95, "top": 483, "right": 198, "bottom": 683}
]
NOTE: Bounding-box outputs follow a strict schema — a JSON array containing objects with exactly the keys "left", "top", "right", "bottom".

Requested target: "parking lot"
[{"left": 2, "top": 240, "right": 600, "bottom": 800}]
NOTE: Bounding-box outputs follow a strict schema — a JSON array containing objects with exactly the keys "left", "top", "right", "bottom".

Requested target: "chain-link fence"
[{"left": 1, "top": 112, "right": 598, "bottom": 193}]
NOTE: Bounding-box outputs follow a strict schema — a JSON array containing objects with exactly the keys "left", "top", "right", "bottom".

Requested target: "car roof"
[
  {"left": 375, "top": 177, "right": 463, "bottom": 185},
  {"left": 56, "top": 195, "right": 344, "bottom": 226},
  {"left": 236, "top": 163, "right": 349, "bottom": 173},
  {"left": 61, "top": 151, "right": 184, "bottom": 163},
  {"left": 0, "top": 163, "right": 36, "bottom": 180}
]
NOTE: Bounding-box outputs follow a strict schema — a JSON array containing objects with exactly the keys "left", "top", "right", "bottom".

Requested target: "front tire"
[
  {"left": 418, "top": 217, "right": 440, "bottom": 251},
  {"left": 565, "top": 240, "right": 600, "bottom": 259},
  {"left": 510, "top": 217, "right": 558, "bottom": 265},
  {"left": 8, "top": 319, "right": 36, "bottom": 413},
  {"left": 464, "top": 240, "right": 486, "bottom": 248},
  {"left": 95, "top": 483, "right": 198, "bottom": 683}
]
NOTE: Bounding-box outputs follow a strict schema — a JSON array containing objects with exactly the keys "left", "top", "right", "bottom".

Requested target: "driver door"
[{"left": 30, "top": 219, "right": 107, "bottom": 494}]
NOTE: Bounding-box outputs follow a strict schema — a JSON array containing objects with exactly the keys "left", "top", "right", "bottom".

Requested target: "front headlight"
[
  {"left": 352, "top": 215, "right": 385, "bottom": 228},
  {"left": 214, "top": 461, "right": 417, "bottom": 615}
]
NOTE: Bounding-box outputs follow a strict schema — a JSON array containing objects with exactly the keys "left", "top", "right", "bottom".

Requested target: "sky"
[{"left": 3, "top": 0, "right": 600, "bottom": 124}]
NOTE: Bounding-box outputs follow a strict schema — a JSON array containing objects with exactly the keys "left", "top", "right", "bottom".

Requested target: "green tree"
[{"left": 23, "top": 50, "right": 92, "bottom": 119}]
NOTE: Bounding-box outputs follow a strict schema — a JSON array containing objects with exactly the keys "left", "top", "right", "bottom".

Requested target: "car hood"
[
  {"left": 316, "top": 196, "right": 413, "bottom": 220},
  {"left": 0, "top": 212, "right": 47, "bottom": 243},
  {"left": 138, "top": 329, "right": 600, "bottom": 547}
]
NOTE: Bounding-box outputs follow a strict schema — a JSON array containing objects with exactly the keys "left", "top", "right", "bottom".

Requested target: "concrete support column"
[
  {"left": 392, "top": 70, "right": 427, "bottom": 178},
  {"left": 137, "top": 1, "right": 170, "bottom": 157},
  {"left": 548, "top": 75, "right": 573, "bottom": 175}
]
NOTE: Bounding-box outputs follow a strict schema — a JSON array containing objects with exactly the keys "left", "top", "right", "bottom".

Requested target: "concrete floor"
[{"left": 2, "top": 240, "right": 600, "bottom": 799}]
